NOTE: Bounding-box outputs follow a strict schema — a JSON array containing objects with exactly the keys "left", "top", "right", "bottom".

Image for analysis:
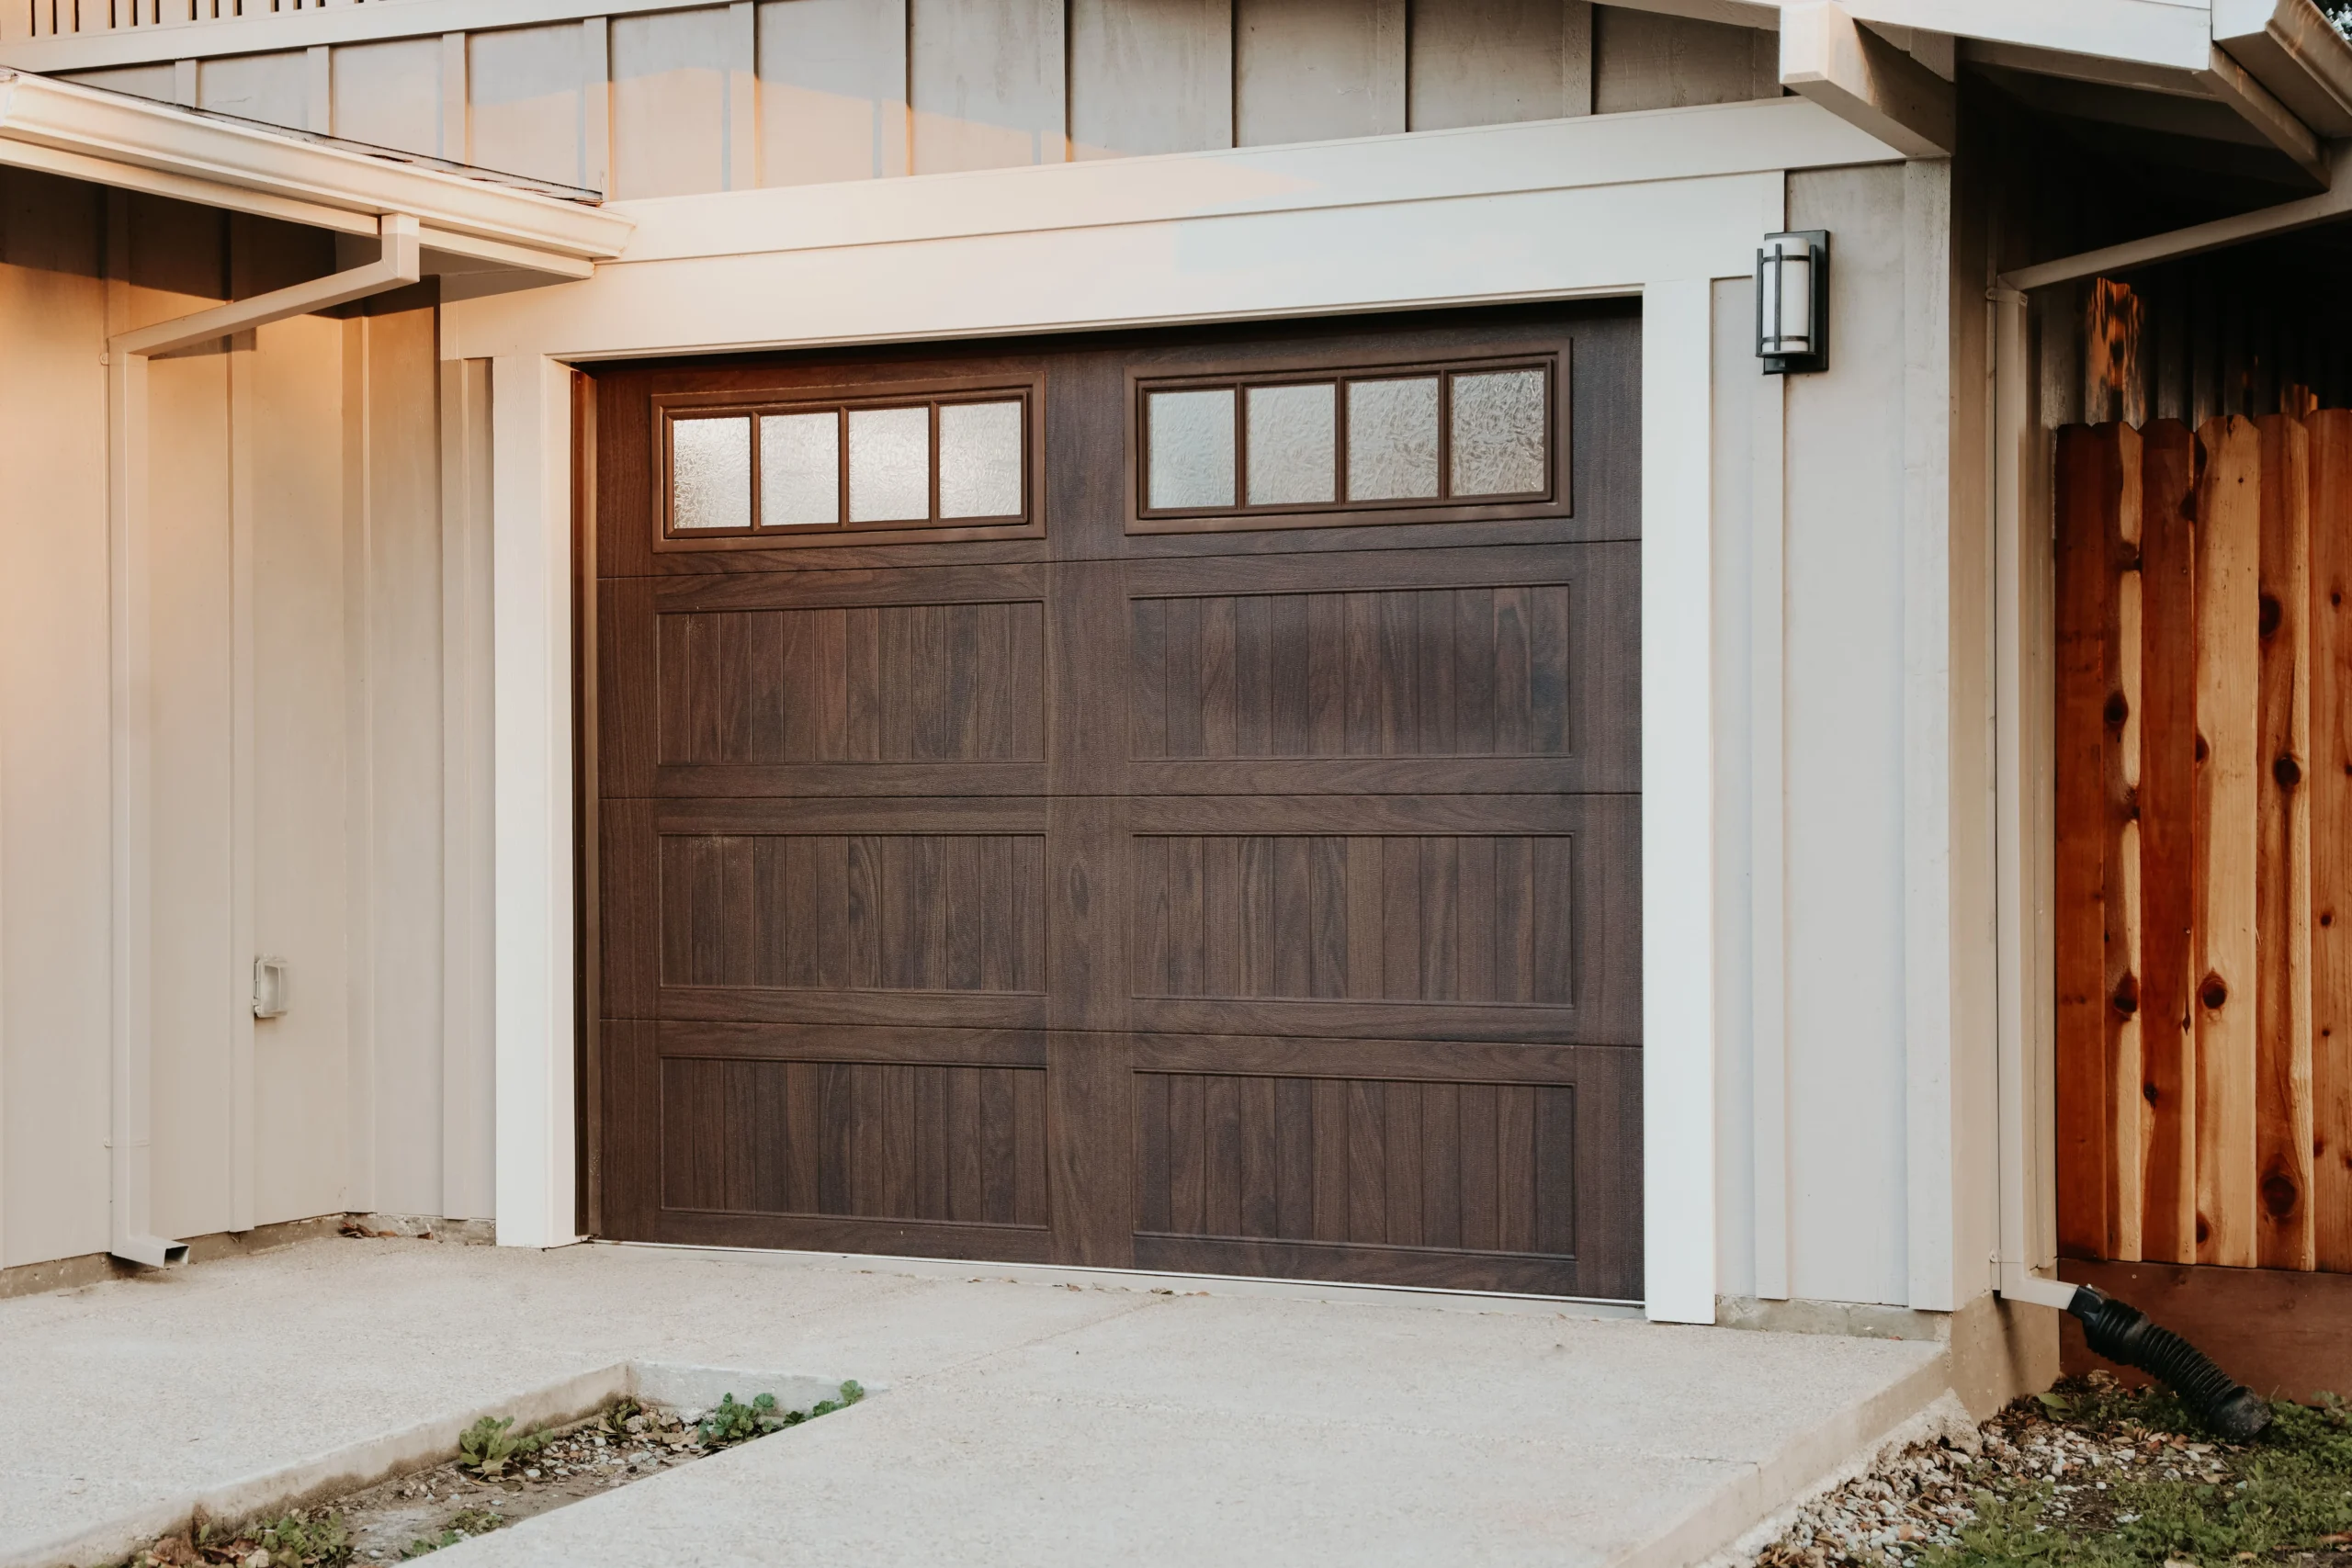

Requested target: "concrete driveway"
[{"left": 0, "top": 1238, "right": 1949, "bottom": 1567}]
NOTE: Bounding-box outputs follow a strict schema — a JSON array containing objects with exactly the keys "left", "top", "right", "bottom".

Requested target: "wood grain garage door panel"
[
  {"left": 657, "top": 601, "right": 1046, "bottom": 765},
  {"left": 1130, "top": 585, "right": 1570, "bottom": 759},
  {"left": 660, "top": 1056, "right": 1048, "bottom": 1226},
  {"left": 591, "top": 305, "right": 1642, "bottom": 1299},
  {"left": 1132, "top": 834, "right": 1576, "bottom": 1003},
  {"left": 658, "top": 832, "right": 1046, "bottom": 991}
]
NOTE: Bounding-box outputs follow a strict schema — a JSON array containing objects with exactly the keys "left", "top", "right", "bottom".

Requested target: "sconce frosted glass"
[{"left": 1758, "top": 230, "right": 1829, "bottom": 376}]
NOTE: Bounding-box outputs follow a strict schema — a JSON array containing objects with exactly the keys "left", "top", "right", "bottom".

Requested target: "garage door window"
[
  {"left": 1138, "top": 355, "right": 1556, "bottom": 528},
  {"left": 661, "top": 387, "right": 1034, "bottom": 541}
]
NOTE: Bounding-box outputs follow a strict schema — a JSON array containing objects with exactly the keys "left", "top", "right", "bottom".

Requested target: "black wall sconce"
[{"left": 1758, "top": 230, "right": 1829, "bottom": 375}]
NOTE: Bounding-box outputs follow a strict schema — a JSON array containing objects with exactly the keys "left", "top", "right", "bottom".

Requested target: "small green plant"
[
  {"left": 400, "top": 1506, "right": 503, "bottom": 1558},
  {"left": 456, "top": 1414, "right": 547, "bottom": 1478},
  {"left": 602, "top": 1396, "right": 642, "bottom": 1436},
  {"left": 254, "top": 1509, "right": 353, "bottom": 1566},
  {"left": 695, "top": 1382, "right": 866, "bottom": 1449}
]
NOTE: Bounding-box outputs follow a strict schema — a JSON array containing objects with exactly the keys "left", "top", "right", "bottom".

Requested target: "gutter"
[{"left": 107, "top": 215, "right": 423, "bottom": 1269}]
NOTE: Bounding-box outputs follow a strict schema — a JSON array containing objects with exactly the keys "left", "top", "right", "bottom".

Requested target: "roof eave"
[{"left": 0, "top": 70, "right": 633, "bottom": 267}]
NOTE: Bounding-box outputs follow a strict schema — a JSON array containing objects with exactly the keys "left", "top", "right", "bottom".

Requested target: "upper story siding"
[{"left": 24, "top": 0, "right": 1781, "bottom": 197}]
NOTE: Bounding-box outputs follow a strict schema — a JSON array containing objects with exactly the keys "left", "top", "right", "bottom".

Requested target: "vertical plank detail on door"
[
  {"left": 2255, "top": 414, "right": 2315, "bottom": 1269},
  {"left": 2194, "top": 415, "right": 2261, "bottom": 1268},
  {"left": 2310, "top": 410, "right": 2352, "bottom": 1270},
  {"left": 2137, "top": 422, "right": 2199, "bottom": 1263}
]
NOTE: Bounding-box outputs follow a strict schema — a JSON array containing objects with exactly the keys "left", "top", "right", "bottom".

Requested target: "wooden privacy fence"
[{"left": 2057, "top": 413, "right": 2352, "bottom": 1272}]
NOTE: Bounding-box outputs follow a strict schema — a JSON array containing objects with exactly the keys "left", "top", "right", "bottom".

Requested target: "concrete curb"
[
  {"left": 1619, "top": 1346, "right": 1955, "bottom": 1568},
  {"left": 2, "top": 1361, "right": 874, "bottom": 1568}
]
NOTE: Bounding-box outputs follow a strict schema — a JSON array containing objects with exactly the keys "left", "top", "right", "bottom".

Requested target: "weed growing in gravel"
[
  {"left": 119, "top": 1508, "right": 353, "bottom": 1567},
  {"left": 455, "top": 1416, "right": 546, "bottom": 1479},
  {"left": 696, "top": 1382, "right": 865, "bottom": 1450},
  {"left": 1763, "top": 1374, "right": 2352, "bottom": 1568},
  {"left": 398, "top": 1507, "right": 503, "bottom": 1559}
]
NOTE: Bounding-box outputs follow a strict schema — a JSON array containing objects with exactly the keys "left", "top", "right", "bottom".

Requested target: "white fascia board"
[
  {"left": 1780, "top": 1, "right": 1956, "bottom": 156},
  {"left": 2211, "top": 0, "right": 2352, "bottom": 138},
  {"left": 1838, "top": 0, "right": 2214, "bottom": 72},
  {"left": 604, "top": 96, "right": 1901, "bottom": 268},
  {"left": 0, "top": 72, "right": 632, "bottom": 262}
]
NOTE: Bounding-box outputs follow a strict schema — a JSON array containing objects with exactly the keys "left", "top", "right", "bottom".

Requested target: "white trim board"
[
  {"left": 468, "top": 105, "right": 1902, "bottom": 1317},
  {"left": 595, "top": 98, "right": 1899, "bottom": 266},
  {"left": 447, "top": 101, "right": 1897, "bottom": 362}
]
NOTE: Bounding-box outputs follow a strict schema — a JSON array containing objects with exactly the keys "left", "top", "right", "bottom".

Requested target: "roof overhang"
[{"left": 0, "top": 71, "right": 633, "bottom": 285}]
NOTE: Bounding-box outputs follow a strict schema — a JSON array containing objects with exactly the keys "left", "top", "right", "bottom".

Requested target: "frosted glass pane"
[
  {"left": 1245, "top": 383, "right": 1336, "bottom": 506},
  {"left": 1345, "top": 378, "right": 1439, "bottom": 501},
  {"left": 1148, "top": 388, "right": 1236, "bottom": 509},
  {"left": 1450, "top": 369, "right": 1548, "bottom": 496},
  {"left": 671, "top": 416, "right": 752, "bottom": 530},
  {"left": 939, "top": 400, "right": 1023, "bottom": 518},
  {"left": 759, "top": 412, "right": 840, "bottom": 527},
  {"left": 848, "top": 405, "right": 932, "bottom": 522}
]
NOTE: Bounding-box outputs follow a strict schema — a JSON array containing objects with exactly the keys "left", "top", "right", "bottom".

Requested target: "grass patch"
[{"left": 1927, "top": 1387, "right": 2352, "bottom": 1567}]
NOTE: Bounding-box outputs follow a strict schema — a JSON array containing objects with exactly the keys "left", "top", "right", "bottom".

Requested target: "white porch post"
[
  {"left": 492, "top": 352, "right": 580, "bottom": 1249},
  {"left": 1643, "top": 276, "right": 1719, "bottom": 1324}
]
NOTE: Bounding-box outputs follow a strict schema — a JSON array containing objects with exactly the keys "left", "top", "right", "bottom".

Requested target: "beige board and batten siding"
[
  {"left": 0, "top": 170, "right": 492, "bottom": 1269},
  {"left": 47, "top": 1, "right": 1780, "bottom": 198}
]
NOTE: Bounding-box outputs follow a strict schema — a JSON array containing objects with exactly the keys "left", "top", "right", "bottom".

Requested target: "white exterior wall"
[
  {"left": 0, "top": 173, "right": 492, "bottom": 1271},
  {"left": 0, "top": 0, "right": 2004, "bottom": 1320},
  {"left": 1708, "top": 161, "right": 1983, "bottom": 1314}
]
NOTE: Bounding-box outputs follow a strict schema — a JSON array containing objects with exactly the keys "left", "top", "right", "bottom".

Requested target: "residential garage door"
[{"left": 587, "top": 305, "right": 1643, "bottom": 1299}]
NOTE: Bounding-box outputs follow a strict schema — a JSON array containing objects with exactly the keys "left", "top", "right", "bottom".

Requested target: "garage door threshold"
[{"left": 0, "top": 1236, "right": 1950, "bottom": 1567}]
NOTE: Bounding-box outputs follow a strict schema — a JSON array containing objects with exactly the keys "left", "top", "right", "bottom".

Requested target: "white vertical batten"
[
  {"left": 442, "top": 357, "right": 496, "bottom": 1223},
  {"left": 342, "top": 310, "right": 379, "bottom": 1217},
  {"left": 104, "top": 187, "right": 164, "bottom": 1267},
  {"left": 1645, "top": 275, "right": 1719, "bottom": 1324},
  {"left": 1903, "top": 157, "right": 1956, "bottom": 1309},
  {"left": 492, "top": 352, "right": 578, "bottom": 1249},
  {"left": 227, "top": 221, "right": 257, "bottom": 1235},
  {"left": 1748, "top": 307, "right": 1790, "bottom": 1303}
]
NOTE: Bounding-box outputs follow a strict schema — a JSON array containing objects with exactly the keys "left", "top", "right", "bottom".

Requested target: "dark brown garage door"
[{"left": 586, "top": 304, "right": 1642, "bottom": 1299}]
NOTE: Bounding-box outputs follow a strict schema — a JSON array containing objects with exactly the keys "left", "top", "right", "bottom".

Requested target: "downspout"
[{"left": 107, "top": 213, "right": 423, "bottom": 1268}]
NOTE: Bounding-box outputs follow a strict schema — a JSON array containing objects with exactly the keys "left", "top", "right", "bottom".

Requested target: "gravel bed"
[
  {"left": 1758, "top": 1372, "right": 2352, "bottom": 1568},
  {"left": 118, "top": 1387, "right": 862, "bottom": 1566}
]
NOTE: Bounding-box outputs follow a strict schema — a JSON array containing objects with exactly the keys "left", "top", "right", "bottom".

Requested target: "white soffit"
[{"left": 0, "top": 71, "right": 632, "bottom": 271}]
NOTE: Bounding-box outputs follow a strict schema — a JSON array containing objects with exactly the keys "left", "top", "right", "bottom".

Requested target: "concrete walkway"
[{"left": 0, "top": 1238, "right": 1950, "bottom": 1568}]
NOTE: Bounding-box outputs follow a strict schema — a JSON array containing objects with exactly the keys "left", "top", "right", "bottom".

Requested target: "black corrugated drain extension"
[{"left": 2065, "top": 1285, "right": 2272, "bottom": 1440}]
